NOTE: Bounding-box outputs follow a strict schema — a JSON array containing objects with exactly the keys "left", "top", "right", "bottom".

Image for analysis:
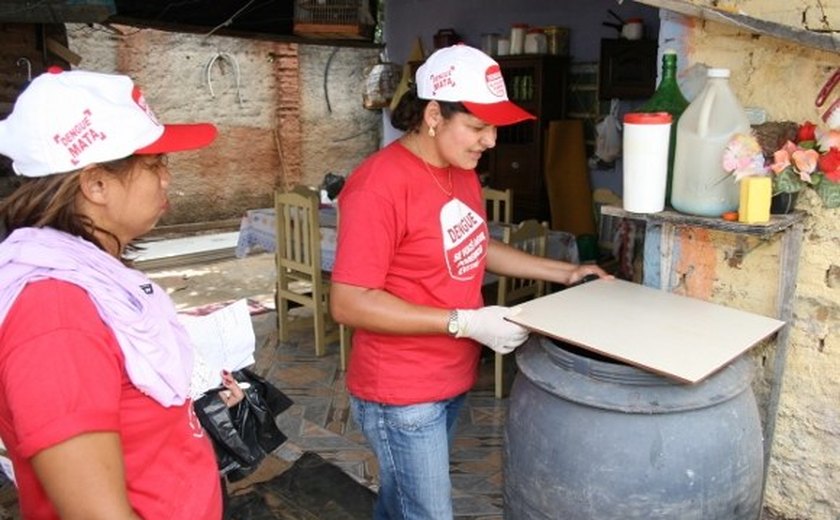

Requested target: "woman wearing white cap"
[
  {"left": 330, "top": 45, "right": 610, "bottom": 519},
  {"left": 0, "top": 69, "right": 239, "bottom": 519}
]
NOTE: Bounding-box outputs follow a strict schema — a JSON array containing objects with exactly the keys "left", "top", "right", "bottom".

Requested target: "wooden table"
[
  {"left": 236, "top": 208, "right": 581, "bottom": 270},
  {"left": 235, "top": 207, "right": 338, "bottom": 271}
]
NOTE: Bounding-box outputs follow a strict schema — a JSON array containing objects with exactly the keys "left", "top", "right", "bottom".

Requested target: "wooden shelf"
[
  {"left": 634, "top": 0, "right": 840, "bottom": 54},
  {"left": 601, "top": 206, "right": 806, "bottom": 237}
]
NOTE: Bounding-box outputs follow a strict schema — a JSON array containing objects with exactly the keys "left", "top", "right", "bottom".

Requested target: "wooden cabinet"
[
  {"left": 483, "top": 55, "right": 568, "bottom": 223},
  {"left": 598, "top": 39, "right": 657, "bottom": 99}
]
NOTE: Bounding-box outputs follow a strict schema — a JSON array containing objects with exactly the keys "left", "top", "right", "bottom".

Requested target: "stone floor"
[{"left": 147, "top": 252, "right": 509, "bottom": 519}]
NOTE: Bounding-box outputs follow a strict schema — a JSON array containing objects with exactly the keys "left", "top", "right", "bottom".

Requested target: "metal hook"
[
  {"left": 16, "top": 57, "right": 32, "bottom": 81},
  {"left": 204, "top": 52, "right": 244, "bottom": 106}
]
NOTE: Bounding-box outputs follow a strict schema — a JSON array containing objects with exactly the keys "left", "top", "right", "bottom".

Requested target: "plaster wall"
[
  {"left": 299, "top": 45, "right": 382, "bottom": 187},
  {"left": 66, "top": 25, "right": 380, "bottom": 225},
  {"left": 659, "top": 2, "right": 840, "bottom": 517}
]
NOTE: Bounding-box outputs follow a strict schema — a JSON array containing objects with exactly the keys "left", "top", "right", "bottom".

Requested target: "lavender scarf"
[{"left": 0, "top": 227, "right": 193, "bottom": 406}]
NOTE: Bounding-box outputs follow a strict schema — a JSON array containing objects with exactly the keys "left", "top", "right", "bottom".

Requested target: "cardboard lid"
[{"left": 507, "top": 279, "right": 784, "bottom": 383}]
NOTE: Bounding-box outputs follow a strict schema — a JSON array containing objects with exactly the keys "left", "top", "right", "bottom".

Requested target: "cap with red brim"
[
  {"left": 462, "top": 101, "right": 536, "bottom": 127},
  {"left": 135, "top": 123, "right": 218, "bottom": 155}
]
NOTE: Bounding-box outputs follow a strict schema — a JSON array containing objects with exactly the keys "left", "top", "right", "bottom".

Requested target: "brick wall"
[{"left": 65, "top": 23, "right": 380, "bottom": 225}]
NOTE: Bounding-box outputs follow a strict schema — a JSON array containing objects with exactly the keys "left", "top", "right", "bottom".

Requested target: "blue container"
[{"left": 504, "top": 337, "right": 763, "bottom": 520}]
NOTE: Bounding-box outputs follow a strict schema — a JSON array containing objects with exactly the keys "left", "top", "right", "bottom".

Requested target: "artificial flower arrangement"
[{"left": 722, "top": 122, "right": 840, "bottom": 209}]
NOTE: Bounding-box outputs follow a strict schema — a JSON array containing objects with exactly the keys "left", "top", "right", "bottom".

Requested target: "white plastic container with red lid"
[{"left": 623, "top": 112, "right": 673, "bottom": 213}]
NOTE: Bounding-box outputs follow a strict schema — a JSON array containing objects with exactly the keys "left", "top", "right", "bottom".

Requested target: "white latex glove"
[{"left": 455, "top": 306, "right": 529, "bottom": 354}]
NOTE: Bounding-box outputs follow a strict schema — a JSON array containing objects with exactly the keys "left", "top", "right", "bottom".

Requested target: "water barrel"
[{"left": 503, "top": 337, "right": 763, "bottom": 520}]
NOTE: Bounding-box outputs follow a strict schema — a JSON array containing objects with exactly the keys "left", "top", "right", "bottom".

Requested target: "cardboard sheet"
[{"left": 507, "top": 279, "right": 784, "bottom": 383}]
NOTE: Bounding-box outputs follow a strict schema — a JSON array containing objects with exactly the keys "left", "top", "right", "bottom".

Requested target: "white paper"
[
  {"left": 179, "top": 299, "right": 256, "bottom": 395},
  {"left": 0, "top": 455, "right": 15, "bottom": 485}
]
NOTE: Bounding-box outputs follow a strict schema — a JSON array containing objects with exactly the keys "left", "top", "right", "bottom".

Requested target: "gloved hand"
[{"left": 455, "top": 306, "right": 529, "bottom": 354}]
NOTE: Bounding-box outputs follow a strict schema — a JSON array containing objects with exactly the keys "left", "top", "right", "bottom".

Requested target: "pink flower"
[
  {"left": 791, "top": 149, "right": 819, "bottom": 182},
  {"left": 771, "top": 122, "right": 840, "bottom": 208},
  {"left": 816, "top": 129, "right": 840, "bottom": 152},
  {"left": 722, "top": 133, "right": 767, "bottom": 181},
  {"left": 770, "top": 142, "right": 795, "bottom": 174}
]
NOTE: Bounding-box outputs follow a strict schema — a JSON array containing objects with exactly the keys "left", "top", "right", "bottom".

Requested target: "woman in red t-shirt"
[
  {"left": 330, "top": 45, "right": 611, "bottom": 519},
  {"left": 0, "top": 69, "right": 239, "bottom": 519}
]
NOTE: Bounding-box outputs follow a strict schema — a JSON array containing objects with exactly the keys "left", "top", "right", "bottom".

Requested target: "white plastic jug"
[{"left": 671, "top": 68, "right": 750, "bottom": 217}]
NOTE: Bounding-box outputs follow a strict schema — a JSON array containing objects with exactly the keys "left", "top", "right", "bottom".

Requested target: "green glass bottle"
[{"left": 639, "top": 49, "right": 689, "bottom": 207}]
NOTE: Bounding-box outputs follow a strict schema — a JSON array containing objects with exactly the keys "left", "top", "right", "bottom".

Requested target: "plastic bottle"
[
  {"left": 622, "top": 112, "right": 673, "bottom": 213},
  {"left": 639, "top": 49, "right": 689, "bottom": 207},
  {"left": 510, "top": 24, "right": 527, "bottom": 54},
  {"left": 671, "top": 68, "right": 750, "bottom": 217},
  {"left": 524, "top": 28, "right": 546, "bottom": 54}
]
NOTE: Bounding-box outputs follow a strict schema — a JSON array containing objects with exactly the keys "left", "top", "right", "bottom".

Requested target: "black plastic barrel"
[{"left": 503, "top": 337, "right": 763, "bottom": 520}]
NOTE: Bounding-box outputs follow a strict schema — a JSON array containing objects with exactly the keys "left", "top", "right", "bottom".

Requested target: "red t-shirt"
[
  {"left": 0, "top": 279, "right": 221, "bottom": 520},
  {"left": 331, "top": 142, "right": 488, "bottom": 405}
]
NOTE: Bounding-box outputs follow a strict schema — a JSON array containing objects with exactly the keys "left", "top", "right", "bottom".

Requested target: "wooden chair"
[
  {"left": 482, "top": 186, "right": 513, "bottom": 224},
  {"left": 494, "top": 219, "right": 548, "bottom": 398},
  {"left": 275, "top": 187, "right": 349, "bottom": 364}
]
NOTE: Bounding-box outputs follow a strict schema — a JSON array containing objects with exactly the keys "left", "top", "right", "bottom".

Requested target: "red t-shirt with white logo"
[
  {"left": 332, "top": 142, "right": 488, "bottom": 405},
  {"left": 0, "top": 280, "right": 221, "bottom": 519}
]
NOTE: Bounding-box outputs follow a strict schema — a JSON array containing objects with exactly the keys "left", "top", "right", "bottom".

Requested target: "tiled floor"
[
  {"left": 0, "top": 249, "right": 792, "bottom": 519},
  {"left": 245, "top": 310, "right": 508, "bottom": 519}
]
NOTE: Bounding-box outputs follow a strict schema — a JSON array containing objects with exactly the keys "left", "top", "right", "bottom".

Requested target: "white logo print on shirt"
[{"left": 440, "top": 199, "right": 488, "bottom": 281}]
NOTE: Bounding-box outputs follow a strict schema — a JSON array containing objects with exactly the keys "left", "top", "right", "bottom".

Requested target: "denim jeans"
[{"left": 350, "top": 393, "right": 467, "bottom": 520}]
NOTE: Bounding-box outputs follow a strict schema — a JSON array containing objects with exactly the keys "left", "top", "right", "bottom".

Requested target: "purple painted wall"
[{"left": 383, "top": 0, "right": 661, "bottom": 63}]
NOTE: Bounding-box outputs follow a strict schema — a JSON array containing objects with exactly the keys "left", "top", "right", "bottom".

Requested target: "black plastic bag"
[
  {"left": 321, "top": 172, "right": 345, "bottom": 201},
  {"left": 194, "top": 368, "right": 293, "bottom": 482}
]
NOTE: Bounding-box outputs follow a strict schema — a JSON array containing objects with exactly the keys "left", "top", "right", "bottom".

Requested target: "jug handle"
[{"left": 697, "top": 85, "right": 716, "bottom": 138}]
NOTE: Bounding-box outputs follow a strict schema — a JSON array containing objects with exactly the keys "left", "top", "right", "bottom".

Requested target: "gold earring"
[{"left": 428, "top": 126, "right": 436, "bottom": 138}]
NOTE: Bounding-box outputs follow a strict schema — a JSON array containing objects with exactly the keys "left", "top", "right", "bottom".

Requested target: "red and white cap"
[
  {"left": 0, "top": 68, "right": 217, "bottom": 177},
  {"left": 416, "top": 44, "right": 535, "bottom": 127}
]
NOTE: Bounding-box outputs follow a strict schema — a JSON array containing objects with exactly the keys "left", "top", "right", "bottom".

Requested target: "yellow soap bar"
[{"left": 738, "top": 177, "right": 772, "bottom": 224}]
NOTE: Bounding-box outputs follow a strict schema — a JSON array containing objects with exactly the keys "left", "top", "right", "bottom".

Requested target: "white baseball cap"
[
  {"left": 0, "top": 68, "right": 217, "bottom": 177},
  {"left": 416, "top": 44, "right": 535, "bottom": 126}
]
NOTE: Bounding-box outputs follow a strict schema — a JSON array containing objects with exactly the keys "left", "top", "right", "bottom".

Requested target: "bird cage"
[{"left": 294, "top": 0, "right": 375, "bottom": 40}]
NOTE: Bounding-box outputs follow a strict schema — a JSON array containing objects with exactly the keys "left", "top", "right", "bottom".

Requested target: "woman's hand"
[
  {"left": 566, "top": 264, "right": 613, "bottom": 286},
  {"left": 218, "top": 370, "right": 245, "bottom": 407}
]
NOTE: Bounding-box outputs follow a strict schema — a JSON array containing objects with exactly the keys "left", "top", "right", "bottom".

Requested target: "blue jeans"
[{"left": 350, "top": 393, "right": 467, "bottom": 520}]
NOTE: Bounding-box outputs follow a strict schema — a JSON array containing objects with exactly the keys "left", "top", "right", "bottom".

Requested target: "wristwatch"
[{"left": 447, "top": 310, "right": 459, "bottom": 336}]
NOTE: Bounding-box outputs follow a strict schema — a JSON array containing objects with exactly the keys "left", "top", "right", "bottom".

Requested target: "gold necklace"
[
  {"left": 407, "top": 136, "right": 454, "bottom": 197},
  {"left": 422, "top": 160, "right": 453, "bottom": 197}
]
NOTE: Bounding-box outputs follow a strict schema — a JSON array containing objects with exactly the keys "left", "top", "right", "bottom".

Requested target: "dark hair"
[
  {"left": 390, "top": 88, "right": 470, "bottom": 132},
  {"left": 0, "top": 155, "right": 145, "bottom": 261}
]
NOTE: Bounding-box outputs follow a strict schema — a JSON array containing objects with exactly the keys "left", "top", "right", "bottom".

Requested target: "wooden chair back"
[
  {"left": 482, "top": 187, "right": 513, "bottom": 224},
  {"left": 497, "top": 219, "right": 548, "bottom": 306},
  {"left": 275, "top": 187, "right": 343, "bottom": 359},
  {"left": 493, "top": 219, "right": 548, "bottom": 398}
]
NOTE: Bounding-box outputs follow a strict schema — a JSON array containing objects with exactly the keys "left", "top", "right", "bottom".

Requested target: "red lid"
[
  {"left": 624, "top": 112, "right": 672, "bottom": 124},
  {"left": 626, "top": 17, "right": 643, "bottom": 23}
]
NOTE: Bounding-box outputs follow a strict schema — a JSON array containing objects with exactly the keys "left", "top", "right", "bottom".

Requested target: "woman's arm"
[
  {"left": 486, "top": 239, "right": 611, "bottom": 286},
  {"left": 31, "top": 432, "right": 141, "bottom": 520},
  {"left": 330, "top": 282, "right": 449, "bottom": 335}
]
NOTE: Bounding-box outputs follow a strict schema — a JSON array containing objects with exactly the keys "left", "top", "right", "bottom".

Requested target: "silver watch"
[{"left": 447, "top": 310, "right": 459, "bottom": 336}]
